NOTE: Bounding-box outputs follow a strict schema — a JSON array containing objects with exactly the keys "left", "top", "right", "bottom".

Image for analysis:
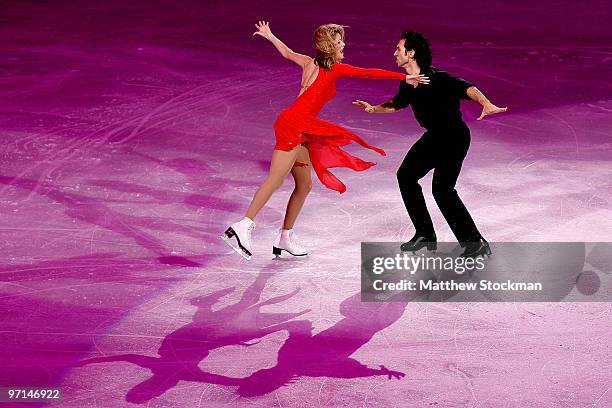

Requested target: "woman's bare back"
[{"left": 298, "top": 58, "right": 319, "bottom": 97}]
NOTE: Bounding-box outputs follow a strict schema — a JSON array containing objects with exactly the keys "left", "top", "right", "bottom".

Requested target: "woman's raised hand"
[
  {"left": 253, "top": 21, "right": 272, "bottom": 40},
  {"left": 405, "top": 74, "right": 430, "bottom": 88}
]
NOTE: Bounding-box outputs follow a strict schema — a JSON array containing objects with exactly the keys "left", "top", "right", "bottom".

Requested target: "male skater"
[{"left": 353, "top": 31, "right": 506, "bottom": 257}]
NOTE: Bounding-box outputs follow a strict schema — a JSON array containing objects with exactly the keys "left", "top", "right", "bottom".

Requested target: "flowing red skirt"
[{"left": 273, "top": 109, "right": 386, "bottom": 194}]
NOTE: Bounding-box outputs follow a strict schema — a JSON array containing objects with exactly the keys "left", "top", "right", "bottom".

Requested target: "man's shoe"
[
  {"left": 400, "top": 234, "right": 437, "bottom": 253},
  {"left": 461, "top": 239, "right": 492, "bottom": 258}
]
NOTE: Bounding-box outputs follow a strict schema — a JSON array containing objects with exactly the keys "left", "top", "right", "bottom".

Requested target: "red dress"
[{"left": 273, "top": 63, "right": 406, "bottom": 193}]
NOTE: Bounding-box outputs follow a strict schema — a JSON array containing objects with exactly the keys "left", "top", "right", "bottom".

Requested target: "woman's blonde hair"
[{"left": 313, "top": 24, "right": 345, "bottom": 70}]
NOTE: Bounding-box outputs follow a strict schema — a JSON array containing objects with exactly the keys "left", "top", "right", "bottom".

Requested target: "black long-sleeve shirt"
[{"left": 392, "top": 67, "right": 474, "bottom": 130}]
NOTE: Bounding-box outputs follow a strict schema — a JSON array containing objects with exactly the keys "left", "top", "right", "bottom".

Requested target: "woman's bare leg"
[
  {"left": 245, "top": 148, "right": 299, "bottom": 220},
  {"left": 282, "top": 144, "right": 312, "bottom": 230}
]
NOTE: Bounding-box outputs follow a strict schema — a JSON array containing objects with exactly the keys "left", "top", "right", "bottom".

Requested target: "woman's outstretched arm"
[
  {"left": 253, "top": 21, "right": 311, "bottom": 67},
  {"left": 333, "top": 63, "right": 406, "bottom": 80},
  {"left": 333, "top": 63, "right": 429, "bottom": 87}
]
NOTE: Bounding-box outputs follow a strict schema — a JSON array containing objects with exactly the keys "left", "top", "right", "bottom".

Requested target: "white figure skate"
[
  {"left": 273, "top": 229, "right": 308, "bottom": 257},
  {"left": 221, "top": 217, "right": 255, "bottom": 260}
]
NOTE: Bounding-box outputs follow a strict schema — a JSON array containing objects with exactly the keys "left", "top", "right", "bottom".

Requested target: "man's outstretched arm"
[
  {"left": 352, "top": 98, "right": 401, "bottom": 113},
  {"left": 466, "top": 86, "right": 508, "bottom": 120}
]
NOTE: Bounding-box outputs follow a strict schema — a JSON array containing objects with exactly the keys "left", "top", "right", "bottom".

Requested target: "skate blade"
[
  {"left": 272, "top": 246, "right": 308, "bottom": 257},
  {"left": 220, "top": 234, "right": 252, "bottom": 260}
]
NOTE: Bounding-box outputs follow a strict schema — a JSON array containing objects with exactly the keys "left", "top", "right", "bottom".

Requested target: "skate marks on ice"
[
  {"left": 0, "top": 175, "right": 205, "bottom": 266},
  {"left": 0, "top": 252, "right": 192, "bottom": 392},
  {"left": 73, "top": 273, "right": 409, "bottom": 403}
]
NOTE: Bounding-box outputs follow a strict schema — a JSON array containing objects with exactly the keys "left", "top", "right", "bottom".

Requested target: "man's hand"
[
  {"left": 352, "top": 100, "right": 375, "bottom": 113},
  {"left": 477, "top": 103, "right": 508, "bottom": 120}
]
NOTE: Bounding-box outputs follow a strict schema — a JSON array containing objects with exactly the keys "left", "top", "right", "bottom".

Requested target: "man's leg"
[
  {"left": 431, "top": 126, "right": 482, "bottom": 244},
  {"left": 397, "top": 134, "right": 437, "bottom": 238}
]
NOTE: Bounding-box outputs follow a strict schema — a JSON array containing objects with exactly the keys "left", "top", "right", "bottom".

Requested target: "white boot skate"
[
  {"left": 221, "top": 217, "right": 255, "bottom": 260},
  {"left": 273, "top": 229, "right": 308, "bottom": 257}
]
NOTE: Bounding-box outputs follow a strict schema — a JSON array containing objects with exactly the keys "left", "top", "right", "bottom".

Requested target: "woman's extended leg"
[
  {"left": 245, "top": 148, "right": 299, "bottom": 220},
  {"left": 223, "top": 148, "right": 299, "bottom": 260}
]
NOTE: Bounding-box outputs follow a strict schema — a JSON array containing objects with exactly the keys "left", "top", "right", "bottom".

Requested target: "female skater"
[{"left": 222, "top": 21, "right": 429, "bottom": 260}]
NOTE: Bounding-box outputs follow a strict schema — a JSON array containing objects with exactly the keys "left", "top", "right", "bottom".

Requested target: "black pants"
[{"left": 397, "top": 123, "right": 482, "bottom": 243}]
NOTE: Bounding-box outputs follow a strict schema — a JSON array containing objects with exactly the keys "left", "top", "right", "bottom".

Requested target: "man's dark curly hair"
[{"left": 400, "top": 30, "right": 432, "bottom": 69}]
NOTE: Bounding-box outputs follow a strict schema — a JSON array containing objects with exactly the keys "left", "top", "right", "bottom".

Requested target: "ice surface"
[{"left": 1, "top": 1, "right": 611, "bottom": 407}]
